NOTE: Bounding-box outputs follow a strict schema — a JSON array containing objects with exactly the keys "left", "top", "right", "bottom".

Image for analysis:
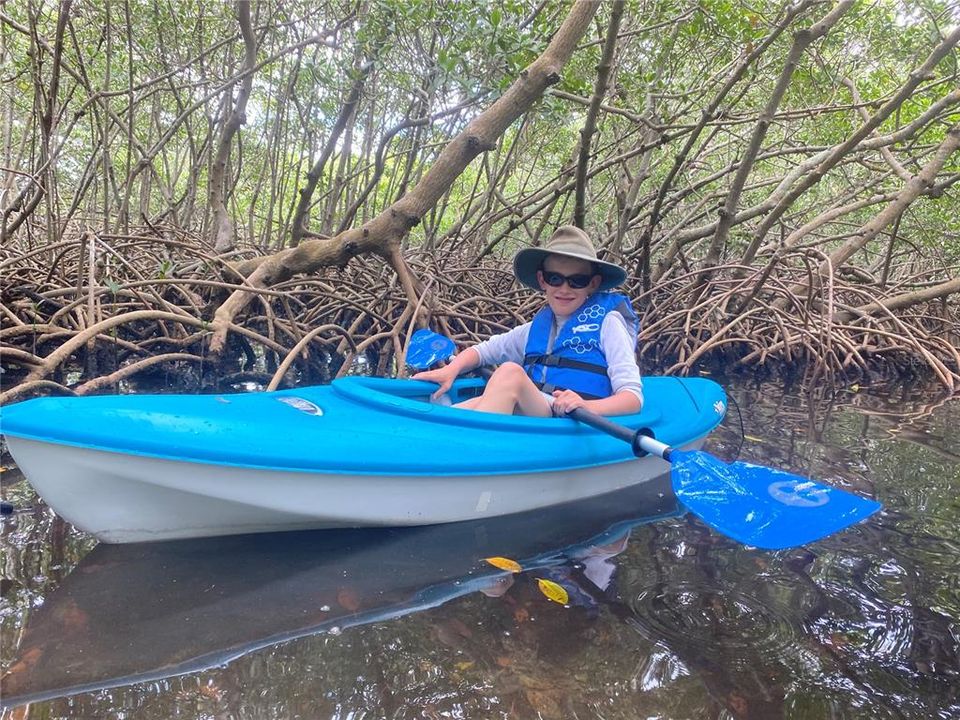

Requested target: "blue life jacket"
[{"left": 523, "top": 292, "right": 639, "bottom": 399}]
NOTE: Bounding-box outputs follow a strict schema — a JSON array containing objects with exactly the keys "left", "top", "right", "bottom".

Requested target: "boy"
[{"left": 413, "top": 225, "right": 642, "bottom": 417}]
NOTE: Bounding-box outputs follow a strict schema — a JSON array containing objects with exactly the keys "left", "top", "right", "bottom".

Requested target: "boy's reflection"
[{"left": 477, "top": 529, "right": 632, "bottom": 612}]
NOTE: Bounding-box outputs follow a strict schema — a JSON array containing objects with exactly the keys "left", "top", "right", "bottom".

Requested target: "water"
[{"left": 1, "top": 378, "right": 958, "bottom": 719}]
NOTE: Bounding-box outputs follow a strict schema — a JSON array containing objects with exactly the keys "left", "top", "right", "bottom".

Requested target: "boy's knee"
[
  {"left": 487, "top": 362, "right": 529, "bottom": 393},
  {"left": 493, "top": 362, "right": 526, "bottom": 383}
]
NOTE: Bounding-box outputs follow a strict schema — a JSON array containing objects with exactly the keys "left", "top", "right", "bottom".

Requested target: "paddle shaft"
[{"left": 567, "top": 407, "right": 673, "bottom": 461}]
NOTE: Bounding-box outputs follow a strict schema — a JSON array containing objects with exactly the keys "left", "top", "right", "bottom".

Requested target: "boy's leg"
[
  {"left": 453, "top": 397, "right": 481, "bottom": 409},
  {"left": 471, "top": 363, "right": 552, "bottom": 417}
]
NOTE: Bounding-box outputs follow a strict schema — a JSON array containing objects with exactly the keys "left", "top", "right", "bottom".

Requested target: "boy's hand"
[
  {"left": 551, "top": 389, "right": 586, "bottom": 415},
  {"left": 411, "top": 365, "right": 458, "bottom": 400}
]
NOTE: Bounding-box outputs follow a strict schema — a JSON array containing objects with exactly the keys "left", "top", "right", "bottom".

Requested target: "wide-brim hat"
[{"left": 513, "top": 225, "right": 627, "bottom": 291}]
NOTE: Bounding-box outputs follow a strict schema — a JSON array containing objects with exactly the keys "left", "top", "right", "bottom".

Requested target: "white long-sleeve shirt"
[{"left": 472, "top": 311, "right": 643, "bottom": 403}]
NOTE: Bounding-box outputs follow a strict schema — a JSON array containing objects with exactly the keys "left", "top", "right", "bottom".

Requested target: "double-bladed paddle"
[{"left": 406, "top": 328, "right": 882, "bottom": 550}]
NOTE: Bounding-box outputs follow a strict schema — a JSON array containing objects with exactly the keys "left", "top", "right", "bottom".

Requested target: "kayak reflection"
[{"left": 2, "top": 477, "right": 677, "bottom": 708}]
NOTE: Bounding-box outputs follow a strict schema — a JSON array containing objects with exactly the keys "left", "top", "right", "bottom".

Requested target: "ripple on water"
[
  {"left": 625, "top": 576, "right": 805, "bottom": 670},
  {"left": 811, "top": 534, "right": 960, "bottom": 671}
]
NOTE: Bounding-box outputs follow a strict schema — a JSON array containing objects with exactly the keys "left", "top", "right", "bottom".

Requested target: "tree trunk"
[
  {"left": 289, "top": 59, "right": 372, "bottom": 247},
  {"left": 573, "top": 0, "right": 623, "bottom": 229},
  {"left": 208, "top": 0, "right": 602, "bottom": 354},
  {"left": 796, "top": 124, "right": 960, "bottom": 304},
  {"left": 209, "top": 0, "right": 257, "bottom": 253},
  {"left": 738, "top": 26, "right": 960, "bottom": 267},
  {"left": 706, "top": 1, "right": 853, "bottom": 267}
]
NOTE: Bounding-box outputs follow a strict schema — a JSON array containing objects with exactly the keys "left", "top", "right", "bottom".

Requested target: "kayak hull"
[
  {"left": 2, "top": 375, "right": 726, "bottom": 542},
  {"left": 5, "top": 436, "right": 687, "bottom": 543}
]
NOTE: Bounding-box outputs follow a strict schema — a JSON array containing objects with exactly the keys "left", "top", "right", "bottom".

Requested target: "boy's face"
[{"left": 537, "top": 255, "right": 601, "bottom": 316}]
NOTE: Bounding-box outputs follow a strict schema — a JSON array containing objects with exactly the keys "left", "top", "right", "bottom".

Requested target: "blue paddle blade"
[
  {"left": 670, "top": 450, "right": 882, "bottom": 550},
  {"left": 406, "top": 329, "right": 456, "bottom": 370}
]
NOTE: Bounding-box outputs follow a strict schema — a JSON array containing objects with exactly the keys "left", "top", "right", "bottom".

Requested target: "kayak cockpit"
[{"left": 328, "top": 375, "right": 662, "bottom": 428}]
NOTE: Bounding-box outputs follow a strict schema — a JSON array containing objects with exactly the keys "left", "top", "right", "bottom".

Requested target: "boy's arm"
[
  {"left": 584, "top": 390, "right": 642, "bottom": 415},
  {"left": 599, "top": 313, "right": 643, "bottom": 410},
  {"left": 472, "top": 323, "right": 532, "bottom": 366}
]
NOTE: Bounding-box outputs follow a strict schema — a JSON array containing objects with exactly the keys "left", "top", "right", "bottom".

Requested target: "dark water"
[{"left": 1, "top": 378, "right": 958, "bottom": 719}]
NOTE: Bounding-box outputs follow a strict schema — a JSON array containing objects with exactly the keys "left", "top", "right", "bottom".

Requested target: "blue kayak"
[{"left": 1, "top": 375, "right": 726, "bottom": 542}]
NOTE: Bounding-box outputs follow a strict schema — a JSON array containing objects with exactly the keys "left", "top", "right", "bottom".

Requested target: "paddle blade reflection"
[{"left": 671, "top": 450, "right": 882, "bottom": 550}]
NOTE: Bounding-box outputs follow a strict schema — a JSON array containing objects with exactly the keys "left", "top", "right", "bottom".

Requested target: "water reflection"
[{"left": 2, "top": 477, "right": 678, "bottom": 709}]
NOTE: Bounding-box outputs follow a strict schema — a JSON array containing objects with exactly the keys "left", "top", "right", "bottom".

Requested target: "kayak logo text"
[
  {"left": 767, "top": 480, "right": 830, "bottom": 508},
  {"left": 277, "top": 397, "right": 324, "bottom": 416}
]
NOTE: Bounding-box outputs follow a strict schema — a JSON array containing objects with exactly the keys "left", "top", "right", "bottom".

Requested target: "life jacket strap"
[
  {"left": 536, "top": 381, "right": 603, "bottom": 401},
  {"left": 523, "top": 353, "right": 608, "bottom": 376}
]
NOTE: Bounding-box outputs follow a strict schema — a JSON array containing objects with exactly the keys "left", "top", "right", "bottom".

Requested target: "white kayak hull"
[{"left": 7, "top": 435, "right": 697, "bottom": 543}]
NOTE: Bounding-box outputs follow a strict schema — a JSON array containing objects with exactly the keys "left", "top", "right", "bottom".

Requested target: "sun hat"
[{"left": 513, "top": 225, "right": 627, "bottom": 291}]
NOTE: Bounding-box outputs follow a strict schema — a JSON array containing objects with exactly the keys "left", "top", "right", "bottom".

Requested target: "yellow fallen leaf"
[
  {"left": 743, "top": 435, "right": 764, "bottom": 443},
  {"left": 536, "top": 578, "right": 569, "bottom": 605},
  {"left": 455, "top": 661, "right": 475, "bottom": 671},
  {"left": 484, "top": 556, "right": 522, "bottom": 573}
]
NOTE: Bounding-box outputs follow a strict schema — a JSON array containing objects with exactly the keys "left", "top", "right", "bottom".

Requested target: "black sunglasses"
[{"left": 540, "top": 270, "right": 595, "bottom": 289}]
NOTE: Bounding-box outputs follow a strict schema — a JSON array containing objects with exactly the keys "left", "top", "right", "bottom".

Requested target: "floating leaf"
[
  {"left": 536, "top": 578, "right": 569, "bottom": 605},
  {"left": 336, "top": 587, "right": 361, "bottom": 612},
  {"left": 485, "top": 556, "right": 522, "bottom": 573}
]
